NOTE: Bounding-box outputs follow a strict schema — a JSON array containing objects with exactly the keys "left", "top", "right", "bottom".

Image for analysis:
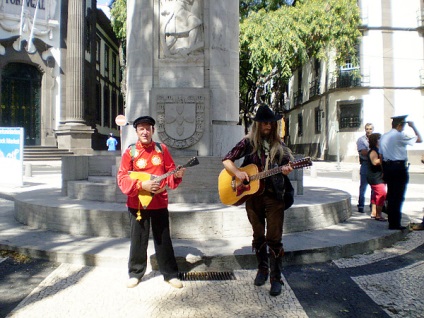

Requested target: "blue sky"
[{"left": 97, "top": 0, "right": 113, "bottom": 5}]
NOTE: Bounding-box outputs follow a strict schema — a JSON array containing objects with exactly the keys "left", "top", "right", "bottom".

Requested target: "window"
[
  {"left": 314, "top": 59, "right": 320, "bottom": 77},
  {"left": 96, "top": 37, "right": 101, "bottom": 65},
  {"left": 338, "top": 100, "right": 362, "bottom": 130},
  {"left": 112, "top": 52, "right": 117, "bottom": 83},
  {"left": 103, "top": 86, "right": 110, "bottom": 127},
  {"left": 297, "top": 113, "right": 303, "bottom": 137},
  {"left": 298, "top": 69, "right": 302, "bottom": 92},
  {"left": 112, "top": 91, "right": 117, "bottom": 127},
  {"left": 315, "top": 107, "right": 322, "bottom": 133},
  {"left": 95, "top": 82, "right": 101, "bottom": 125},
  {"left": 119, "top": 95, "right": 124, "bottom": 115},
  {"left": 104, "top": 45, "right": 109, "bottom": 77},
  {"left": 85, "top": 17, "right": 91, "bottom": 53}
]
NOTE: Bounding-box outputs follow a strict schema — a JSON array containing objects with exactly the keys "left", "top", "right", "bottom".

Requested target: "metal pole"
[{"left": 334, "top": 121, "right": 340, "bottom": 170}]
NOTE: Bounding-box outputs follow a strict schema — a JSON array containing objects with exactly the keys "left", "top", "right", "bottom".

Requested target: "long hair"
[
  {"left": 247, "top": 121, "right": 293, "bottom": 164},
  {"left": 368, "top": 133, "right": 381, "bottom": 148}
]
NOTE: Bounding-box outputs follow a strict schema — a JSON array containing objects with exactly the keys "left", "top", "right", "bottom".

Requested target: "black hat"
[
  {"left": 391, "top": 115, "right": 408, "bottom": 126},
  {"left": 133, "top": 116, "right": 156, "bottom": 128},
  {"left": 252, "top": 105, "right": 283, "bottom": 122}
]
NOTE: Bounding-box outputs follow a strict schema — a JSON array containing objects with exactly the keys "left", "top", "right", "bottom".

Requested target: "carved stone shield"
[{"left": 156, "top": 95, "right": 205, "bottom": 149}]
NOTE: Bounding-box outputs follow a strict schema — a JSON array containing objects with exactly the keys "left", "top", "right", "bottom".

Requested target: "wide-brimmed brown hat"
[{"left": 252, "top": 105, "right": 283, "bottom": 122}]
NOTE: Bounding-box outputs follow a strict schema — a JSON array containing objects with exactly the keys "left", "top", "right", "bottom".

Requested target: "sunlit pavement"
[{"left": 1, "top": 160, "right": 424, "bottom": 317}]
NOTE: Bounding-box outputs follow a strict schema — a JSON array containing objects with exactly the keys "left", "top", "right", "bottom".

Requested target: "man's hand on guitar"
[
  {"left": 281, "top": 165, "right": 293, "bottom": 175},
  {"left": 174, "top": 167, "right": 186, "bottom": 179},
  {"left": 235, "top": 169, "right": 250, "bottom": 184},
  {"left": 141, "top": 180, "right": 162, "bottom": 194}
]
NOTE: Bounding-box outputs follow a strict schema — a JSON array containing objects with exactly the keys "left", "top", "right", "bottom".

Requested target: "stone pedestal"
[
  {"left": 125, "top": 0, "right": 243, "bottom": 156},
  {"left": 55, "top": 124, "right": 94, "bottom": 155}
]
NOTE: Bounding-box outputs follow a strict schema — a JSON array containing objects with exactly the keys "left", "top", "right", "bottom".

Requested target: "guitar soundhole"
[
  {"left": 231, "top": 177, "right": 250, "bottom": 196},
  {"left": 236, "top": 183, "right": 250, "bottom": 197}
]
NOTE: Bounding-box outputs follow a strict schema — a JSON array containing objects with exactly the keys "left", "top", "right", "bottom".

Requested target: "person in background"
[
  {"left": 366, "top": 133, "right": 386, "bottom": 221},
  {"left": 117, "top": 116, "right": 185, "bottom": 289},
  {"left": 106, "top": 133, "right": 118, "bottom": 151},
  {"left": 380, "top": 115, "right": 422, "bottom": 230},
  {"left": 356, "top": 123, "right": 374, "bottom": 213},
  {"left": 222, "top": 104, "right": 294, "bottom": 297}
]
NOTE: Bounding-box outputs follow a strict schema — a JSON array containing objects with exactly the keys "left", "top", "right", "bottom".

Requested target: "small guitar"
[
  {"left": 129, "top": 157, "right": 199, "bottom": 209},
  {"left": 218, "top": 157, "right": 312, "bottom": 206}
]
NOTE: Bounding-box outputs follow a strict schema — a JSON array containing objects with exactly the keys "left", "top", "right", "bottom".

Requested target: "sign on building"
[{"left": 0, "top": 127, "right": 24, "bottom": 186}]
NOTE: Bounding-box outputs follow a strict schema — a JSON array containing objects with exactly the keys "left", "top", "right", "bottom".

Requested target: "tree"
[
  {"left": 239, "top": 0, "right": 361, "bottom": 126},
  {"left": 110, "top": 0, "right": 127, "bottom": 99},
  {"left": 110, "top": 0, "right": 127, "bottom": 44}
]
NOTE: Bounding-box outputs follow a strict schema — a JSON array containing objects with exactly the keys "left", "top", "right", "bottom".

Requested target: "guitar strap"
[
  {"left": 130, "top": 142, "right": 163, "bottom": 161},
  {"left": 263, "top": 140, "right": 270, "bottom": 171}
]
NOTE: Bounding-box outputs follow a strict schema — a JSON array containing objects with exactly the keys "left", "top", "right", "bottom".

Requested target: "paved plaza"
[
  {"left": 1, "top": 160, "right": 423, "bottom": 317},
  {"left": 3, "top": 230, "right": 424, "bottom": 318}
]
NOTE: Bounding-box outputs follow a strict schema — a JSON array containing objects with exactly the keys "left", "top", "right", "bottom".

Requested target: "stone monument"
[{"left": 123, "top": 0, "right": 244, "bottom": 156}]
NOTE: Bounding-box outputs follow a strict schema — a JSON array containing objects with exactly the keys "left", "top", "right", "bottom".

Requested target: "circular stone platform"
[{"left": 13, "top": 187, "right": 351, "bottom": 239}]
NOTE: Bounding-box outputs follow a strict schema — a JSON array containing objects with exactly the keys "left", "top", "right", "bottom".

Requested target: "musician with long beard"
[
  {"left": 117, "top": 116, "right": 185, "bottom": 289},
  {"left": 222, "top": 104, "right": 294, "bottom": 296}
]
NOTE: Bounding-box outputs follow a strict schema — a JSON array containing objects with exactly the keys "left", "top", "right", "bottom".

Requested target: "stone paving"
[
  {"left": 336, "top": 231, "right": 424, "bottom": 318},
  {"left": 2, "top": 160, "right": 424, "bottom": 317},
  {"left": 5, "top": 231, "right": 424, "bottom": 318}
]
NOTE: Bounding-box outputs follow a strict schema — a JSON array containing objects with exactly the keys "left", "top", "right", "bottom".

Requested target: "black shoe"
[
  {"left": 254, "top": 270, "right": 269, "bottom": 286},
  {"left": 269, "top": 280, "right": 284, "bottom": 296},
  {"left": 357, "top": 206, "right": 364, "bottom": 213},
  {"left": 388, "top": 226, "right": 407, "bottom": 230}
]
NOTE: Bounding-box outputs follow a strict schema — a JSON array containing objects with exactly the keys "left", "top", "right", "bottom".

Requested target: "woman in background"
[{"left": 366, "top": 133, "right": 387, "bottom": 221}]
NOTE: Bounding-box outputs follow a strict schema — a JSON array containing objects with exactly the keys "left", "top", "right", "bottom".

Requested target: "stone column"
[{"left": 56, "top": 0, "right": 94, "bottom": 154}]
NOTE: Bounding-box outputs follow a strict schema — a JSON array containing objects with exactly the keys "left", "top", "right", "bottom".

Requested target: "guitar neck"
[
  {"left": 250, "top": 159, "right": 309, "bottom": 181},
  {"left": 250, "top": 165, "right": 285, "bottom": 181},
  {"left": 152, "top": 166, "right": 181, "bottom": 182}
]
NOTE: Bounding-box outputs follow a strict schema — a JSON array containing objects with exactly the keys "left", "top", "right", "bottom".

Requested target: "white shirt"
[{"left": 380, "top": 129, "right": 417, "bottom": 161}]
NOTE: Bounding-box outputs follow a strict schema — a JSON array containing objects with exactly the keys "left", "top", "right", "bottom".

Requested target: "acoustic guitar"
[
  {"left": 129, "top": 156, "right": 199, "bottom": 209},
  {"left": 218, "top": 157, "right": 312, "bottom": 206}
]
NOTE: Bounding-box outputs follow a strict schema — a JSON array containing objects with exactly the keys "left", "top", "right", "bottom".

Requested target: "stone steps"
[{"left": 24, "top": 146, "right": 74, "bottom": 161}]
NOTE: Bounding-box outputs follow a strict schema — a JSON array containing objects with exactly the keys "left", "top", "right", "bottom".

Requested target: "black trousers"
[
  {"left": 128, "top": 208, "right": 179, "bottom": 281},
  {"left": 382, "top": 162, "right": 409, "bottom": 228}
]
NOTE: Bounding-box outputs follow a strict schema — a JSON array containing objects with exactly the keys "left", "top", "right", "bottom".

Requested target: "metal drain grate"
[{"left": 178, "top": 271, "right": 236, "bottom": 281}]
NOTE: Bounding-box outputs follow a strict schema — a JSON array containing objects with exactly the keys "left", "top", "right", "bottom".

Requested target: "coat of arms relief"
[{"left": 156, "top": 95, "right": 205, "bottom": 149}]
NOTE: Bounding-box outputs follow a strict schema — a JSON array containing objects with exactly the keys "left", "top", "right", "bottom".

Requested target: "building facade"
[
  {"left": 285, "top": 0, "right": 424, "bottom": 163},
  {"left": 0, "top": 0, "right": 122, "bottom": 154}
]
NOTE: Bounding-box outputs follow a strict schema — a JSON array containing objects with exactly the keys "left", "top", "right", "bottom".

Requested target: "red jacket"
[{"left": 117, "top": 140, "right": 182, "bottom": 210}]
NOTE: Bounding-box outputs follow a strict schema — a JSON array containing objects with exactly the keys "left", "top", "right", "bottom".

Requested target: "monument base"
[{"left": 55, "top": 123, "right": 94, "bottom": 155}]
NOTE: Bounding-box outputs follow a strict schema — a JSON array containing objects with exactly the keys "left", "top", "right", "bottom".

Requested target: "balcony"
[
  {"left": 330, "top": 70, "right": 363, "bottom": 89},
  {"left": 293, "top": 90, "right": 303, "bottom": 106},
  {"left": 309, "top": 79, "right": 320, "bottom": 98}
]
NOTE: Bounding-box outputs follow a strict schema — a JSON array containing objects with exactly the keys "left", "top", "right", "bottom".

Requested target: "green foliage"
[
  {"left": 239, "top": 0, "right": 361, "bottom": 113},
  {"left": 240, "top": 0, "right": 289, "bottom": 19},
  {"left": 110, "top": 0, "right": 127, "bottom": 43},
  {"left": 241, "top": 0, "right": 360, "bottom": 78}
]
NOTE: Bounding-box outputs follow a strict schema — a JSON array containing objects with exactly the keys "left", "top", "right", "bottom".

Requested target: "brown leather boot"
[
  {"left": 269, "top": 248, "right": 284, "bottom": 296},
  {"left": 254, "top": 243, "right": 269, "bottom": 286}
]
